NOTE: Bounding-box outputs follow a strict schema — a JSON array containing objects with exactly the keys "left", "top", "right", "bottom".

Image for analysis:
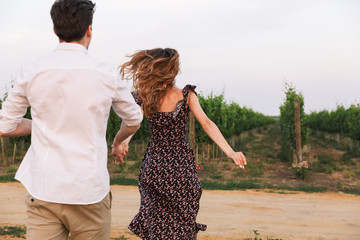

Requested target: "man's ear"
[{"left": 86, "top": 25, "right": 92, "bottom": 38}]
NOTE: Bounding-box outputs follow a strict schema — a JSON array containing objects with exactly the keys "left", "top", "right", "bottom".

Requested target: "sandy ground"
[{"left": 0, "top": 182, "right": 359, "bottom": 240}]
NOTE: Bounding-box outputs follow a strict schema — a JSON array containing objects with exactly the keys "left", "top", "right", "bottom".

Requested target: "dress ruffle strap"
[
  {"left": 183, "top": 84, "right": 197, "bottom": 103},
  {"left": 131, "top": 91, "right": 144, "bottom": 110}
]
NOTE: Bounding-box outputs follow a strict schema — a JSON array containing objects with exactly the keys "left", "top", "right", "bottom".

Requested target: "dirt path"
[{"left": 0, "top": 183, "right": 359, "bottom": 240}]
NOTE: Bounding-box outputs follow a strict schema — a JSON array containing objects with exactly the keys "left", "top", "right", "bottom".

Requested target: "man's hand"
[{"left": 111, "top": 142, "right": 129, "bottom": 164}]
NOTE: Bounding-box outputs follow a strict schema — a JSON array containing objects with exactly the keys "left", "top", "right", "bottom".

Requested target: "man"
[{"left": 0, "top": 0, "right": 142, "bottom": 239}]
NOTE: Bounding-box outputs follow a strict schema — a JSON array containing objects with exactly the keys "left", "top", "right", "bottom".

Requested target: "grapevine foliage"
[
  {"left": 279, "top": 83, "right": 309, "bottom": 151},
  {"left": 307, "top": 104, "right": 360, "bottom": 140},
  {"left": 1, "top": 91, "right": 275, "bottom": 147},
  {"left": 195, "top": 92, "right": 275, "bottom": 144}
]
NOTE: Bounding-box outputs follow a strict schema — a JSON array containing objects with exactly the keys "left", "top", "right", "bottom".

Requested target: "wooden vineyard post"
[
  {"left": 212, "top": 144, "right": 215, "bottom": 159},
  {"left": 207, "top": 144, "right": 210, "bottom": 161},
  {"left": 196, "top": 146, "right": 199, "bottom": 159},
  {"left": 231, "top": 137, "right": 235, "bottom": 148},
  {"left": 189, "top": 112, "right": 196, "bottom": 161},
  {"left": 1, "top": 137, "right": 8, "bottom": 166},
  {"left": 294, "top": 99, "right": 303, "bottom": 166},
  {"left": 336, "top": 133, "right": 340, "bottom": 145},
  {"left": 12, "top": 142, "right": 17, "bottom": 164}
]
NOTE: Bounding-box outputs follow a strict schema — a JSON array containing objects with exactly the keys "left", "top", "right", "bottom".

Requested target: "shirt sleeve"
[
  {"left": 112, "top": 73, "right": 143, "bottom": 126},
  {"left": 0, "top": 68, "right": 30, "bottom": 133}
]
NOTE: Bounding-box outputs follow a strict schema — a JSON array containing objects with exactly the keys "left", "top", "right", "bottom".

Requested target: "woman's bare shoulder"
[{"left": 158, "top": 86, "right": 184, "bottom": 112}]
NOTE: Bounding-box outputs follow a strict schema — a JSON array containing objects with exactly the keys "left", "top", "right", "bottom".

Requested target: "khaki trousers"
[{"left": 25, "top": 192, "right": 112, "bottom": 240}]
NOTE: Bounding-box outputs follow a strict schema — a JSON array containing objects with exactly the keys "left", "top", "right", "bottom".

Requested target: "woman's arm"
[
  {"left": 0, "top": 118, "right": 32, "bottom": 137},
  {"left": 188, "top": 91, "right": 247, "bottom": 168},
  {"left": 111, "top": 106, "right": 144, "bottom": 163}
]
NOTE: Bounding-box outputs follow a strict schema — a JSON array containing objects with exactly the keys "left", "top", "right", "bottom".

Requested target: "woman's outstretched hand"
[
  {"left": 228, "top": 151, "right": 247, "bottom": 168},
  {"left": 111, "top": 142, "right": 129, "bottom": 164}
]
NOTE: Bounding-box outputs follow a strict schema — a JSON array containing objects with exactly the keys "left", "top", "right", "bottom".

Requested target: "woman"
[{"left": 112, "top": 48, "right": 247, "bottom": 239}]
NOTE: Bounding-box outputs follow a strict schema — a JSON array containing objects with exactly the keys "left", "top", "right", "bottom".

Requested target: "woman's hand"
[
  {"left": 227, "top": 151, "right": 247, "bottom": 168},
  {"left": 111, "top": 142, "right": 129, "bottom": 164}
]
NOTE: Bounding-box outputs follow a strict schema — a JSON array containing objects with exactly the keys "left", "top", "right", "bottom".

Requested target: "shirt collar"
[{"left": 54, "top": 43, "right": 88, "bottom": 54}]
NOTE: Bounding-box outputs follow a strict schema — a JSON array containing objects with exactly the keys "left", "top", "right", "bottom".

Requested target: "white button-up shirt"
[{"left": 0, "top": 43, "right": 142, "bottom": 204}]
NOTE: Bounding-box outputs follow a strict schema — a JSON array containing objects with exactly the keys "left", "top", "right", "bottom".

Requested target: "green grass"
[
  {"left": 203, "top": 163, "right": 224, "bottom": 180},
  {"left": 341, "top": 187, "right": 360, "bottom": 195},
  {"left": 293, "top": 184, "right": 327, "bottom": 193},
  {"left": 109, "top": 176, "right": 328, "bottom": 194},
  {"left": 292, "top": 166, "right": 307, "bottom": 180},
  {"left": 250, "top": 144, "right": 264, "bottom": 154},
  {"left": 0, "top": 172, "right": 329, "bottom": 194},
  {"left": 231, "top": 161, "right": 263, "bottom": 178},
  {"left": 112, "top": 162, "right": 128, "bottom": 173},
  {"left": 340, "top": 152, "right": 353, "bottom": 164},
  {"left": 0, "top": 173, "right": 16, "bottom": 182},
  {"left": 264, "top": 190, "right": 297, "bottom": 195},
  {"left": 0, "top": 226, "right": 286, "bottom": 240},
  {"left": 201, "top": 179, "right": 261, "bottom": 190},
  {"left": 110, "top": 177, "right": 138, "bottom": 186},
  {"left": 0, "top": 225, "right": 26, "bottom": 238},
  {"left": 340, "top": 150, "right": 358, "bottom": 165},
  {"left": 242, "top": 229, "right": 283, "bottom": 240},
  {"left": 233, "top": 171, "right": 245, "bottom": 177},
  {"left": 0, "top": 225, "right": 129, "bottom": 240},
  {"left": 264, "top": 158, "right": 276, "bottom": 164},
  {"left": 127, "top": 159, "right": 142, "bottom": 171},
  {"left": 311, "top": 155, "right": 340, "bottom": 173},
  {"left": 209, "top": 171, "right": 224, "bottom": 179},
  {"left": 246, "top": 161, "right": 264, "bottom": 177},
  {"left": 277, "top": 140, "right": 293, "bottom": 162},
  {"left": 266, "top": 183, "right": 327, "bottom": 193},
  {"left": 265, "top": 152, "right": 276, "bottom": 159},
  {"left": 4, "top": 164, "right": 18, "bottom": 173}
]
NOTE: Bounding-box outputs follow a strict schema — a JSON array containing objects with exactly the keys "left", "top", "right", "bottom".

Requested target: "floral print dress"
[{"left": 129, "top": 85, "right": 207, "bottom": 239}]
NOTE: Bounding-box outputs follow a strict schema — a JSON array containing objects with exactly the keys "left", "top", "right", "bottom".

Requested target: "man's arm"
[
  {"left": 112, "top": 73, "right": 143, "bottom": 127},
  {"left": 0, "top": 68, "right": 30, "bottom": 135},
  {"left": 0, "top": 118, "right": 32, "bottom": 137},
  {"left": 110, "top": 73, "right": 143, "bottom": 162},
  {"left": 111, "top": 122, "right": 140, "bottom": 163}
]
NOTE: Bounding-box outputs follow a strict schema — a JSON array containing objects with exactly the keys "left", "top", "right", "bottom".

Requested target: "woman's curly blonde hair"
[{"left": 120, "top": 48, "right": 180, "bottom": 118}]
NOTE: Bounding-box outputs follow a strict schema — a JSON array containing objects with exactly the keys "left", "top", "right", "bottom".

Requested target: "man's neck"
[{"left": 59, "top": 39, "right": 89, "bottom": 50}]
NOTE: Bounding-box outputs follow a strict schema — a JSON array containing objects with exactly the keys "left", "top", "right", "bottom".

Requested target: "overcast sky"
[{"left": 1, "top": 0, "right": 359, "bottom": 116}]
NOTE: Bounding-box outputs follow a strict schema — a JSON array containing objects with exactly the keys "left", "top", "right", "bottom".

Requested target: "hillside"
[
  {"left": 108, "top": 123, "right": 360, "bottom": 194},
  {"left": 1, "top": 123, "right": 359, "bottom": 195}
]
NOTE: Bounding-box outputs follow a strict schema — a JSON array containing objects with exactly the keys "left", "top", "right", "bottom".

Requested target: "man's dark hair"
[{"left": 50, "top": 0, "right": 96, "bottom": 42}]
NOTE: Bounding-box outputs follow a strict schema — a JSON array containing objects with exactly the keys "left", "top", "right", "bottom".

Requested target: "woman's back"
[
  {"left": 158, "top": 86, "right": 185, "bottom": 113},
  {"left": 133, "top": 85, "right": 195, "bottom": 144}
]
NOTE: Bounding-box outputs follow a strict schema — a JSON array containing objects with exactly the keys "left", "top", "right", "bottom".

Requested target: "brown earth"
[{"left": 1, "top": 182, "right": 359, "bottom": 240}]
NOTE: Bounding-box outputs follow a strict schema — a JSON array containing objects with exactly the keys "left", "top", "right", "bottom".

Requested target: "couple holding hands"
[{"left": 0, "top": 0, "right": 246, "bottom": 239}]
